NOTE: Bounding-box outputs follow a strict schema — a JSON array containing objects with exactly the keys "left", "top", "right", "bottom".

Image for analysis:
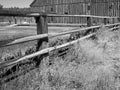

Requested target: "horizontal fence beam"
[
  {"left": 0, "top": 11, "right": 119, "bottom": 19},
  {"left": 0, "top": 34, "right": 48, "bottom": 47},
  {"left": 48, "top": 23, "right": 87, "bottom": 27},
  {"left": 9, "top": 23, "right": 86, "bottom": 27},
  {"left": 47, "top": 14, "right": 119, "bottom": 19},
  {"left": 103, "top": 23, "right": 120, "bottom": 27},
  {"left": 0, "top": 12, "right": 44, "bottom": 17},
  {"left": 52, "top": 25, "right": 120, "bottom": 37},
  {"left": 0, "top": 26, "right": 120, "bottom": 68},
  {"left": 28, "top": 13, "right": 44, "bottom": 17},
  {"left": 0, "top": 23, "right": 120, "bottom": 48},
  {"left": 108, "top": 26, "right": 120, "bottom": 31},
  {"left": 17, "top": 23, "right": 119, "bottom": 27},
  {"left": 0, "top": 33, "right": 95, "bottom": 68}
]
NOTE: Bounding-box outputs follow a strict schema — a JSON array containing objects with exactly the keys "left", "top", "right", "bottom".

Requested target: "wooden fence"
[{"left": 0, "top": 12, "right": 120, "bottom": 83}]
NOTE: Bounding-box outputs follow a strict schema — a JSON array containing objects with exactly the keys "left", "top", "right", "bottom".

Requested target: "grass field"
[
  {"left": 1, "top": 26, "right": 120, "bottom": 90},
  {"left": 0, "top": 26, "right": 76, "bottom": 41}
]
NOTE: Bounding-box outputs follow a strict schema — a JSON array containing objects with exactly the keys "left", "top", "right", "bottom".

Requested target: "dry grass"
[
  {"left": 0, "top": 41, "right": 37, "bottom": 63},
  {"left": 1, "top": 27, "right": 120, "bottom": 90}
]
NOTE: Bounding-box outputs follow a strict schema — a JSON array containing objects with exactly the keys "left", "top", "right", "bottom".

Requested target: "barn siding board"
[{"left": 30, "top": 0, "right": 120, "bottom": 23}]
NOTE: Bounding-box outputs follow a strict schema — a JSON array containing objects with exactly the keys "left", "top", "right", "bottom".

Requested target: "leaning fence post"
[
  {"left": 34, "top": 14, "right": 49, "bottom": 66},
  {"left": 87, "top": 17, "right": 92, "bottom": 27},
  {"left": 14, "top": 17, "right": 17, "bottom": 24},
  {"left": 104, "top": 18, "right": 107, "bottom": 25},
  {"left": 112, "top": 18, "right": 115, "bottom": 24},
  {"left": 35, "top": 14, "right": 48, "bottom": 51},
  {"left": 118, "top": 17, "right": 120, "bottom": 22},
  {"left": 85, "top": 17, "right": 92, "bottom": 35}
]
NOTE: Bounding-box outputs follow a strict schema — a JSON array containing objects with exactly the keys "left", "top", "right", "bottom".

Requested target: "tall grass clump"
[
  {"left": 0, "top": 41, "right": 36, "bottom": 63},
  {"left": 1, "top": 27, "right": 120, "bottom": 90}
]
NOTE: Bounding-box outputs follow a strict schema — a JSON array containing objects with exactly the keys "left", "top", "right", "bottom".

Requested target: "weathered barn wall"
[
  {"left": 91, "top": 0, "right": 120, "bottom": 16},
  {"left": 30, "top": 0, "right": 120, "bottom": 24}
]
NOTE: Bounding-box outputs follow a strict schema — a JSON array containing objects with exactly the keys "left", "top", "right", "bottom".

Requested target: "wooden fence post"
[
  {"left": 34, "top": 14, "right": 49, "bottom": 66},
  {"left": 112, "top": 18, "right": 115, "bottom": 24},
  {"left": 85, "top": 17, "right": 92, "bottom": 35},
  {"left": 104, "top": 18, "right": 107, "bottom": 25},
  {"left": 87, "top": 17, "right": 92, "bottom": 27},
  {"left": 118, "top": 17, "right": 120, "bottom": 23},
  {"left": 35, "top": 15, "right": 48, "bottom": 51},
  {"left": 14, "top": 17, "right": 17, "bottom": 24}
]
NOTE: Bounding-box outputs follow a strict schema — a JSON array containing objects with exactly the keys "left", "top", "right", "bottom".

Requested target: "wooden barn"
[
  {"left": 30, "top": 0, "right": 120, "bottom": 23},
  {"left": 91, "top": 0, "right": 120, "bottom": 16}
]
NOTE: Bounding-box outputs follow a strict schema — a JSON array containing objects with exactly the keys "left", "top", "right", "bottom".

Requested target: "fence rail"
[
  {"left": 0, "top": 23, "right": 119, "bottom": 48},
  {"left": 47, "top": 14, "right": 119, "bottom": 19}
]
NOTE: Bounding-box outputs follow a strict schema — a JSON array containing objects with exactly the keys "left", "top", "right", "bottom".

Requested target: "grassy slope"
[
  {"left": 0, "top": 26, "right": 75, "bottom": 41},
  {"left": 1, "top": 27, "right": 120, "bottom": 90},
  {"left": 0, "top": 41, "right": 37, "bottom": 63}
]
